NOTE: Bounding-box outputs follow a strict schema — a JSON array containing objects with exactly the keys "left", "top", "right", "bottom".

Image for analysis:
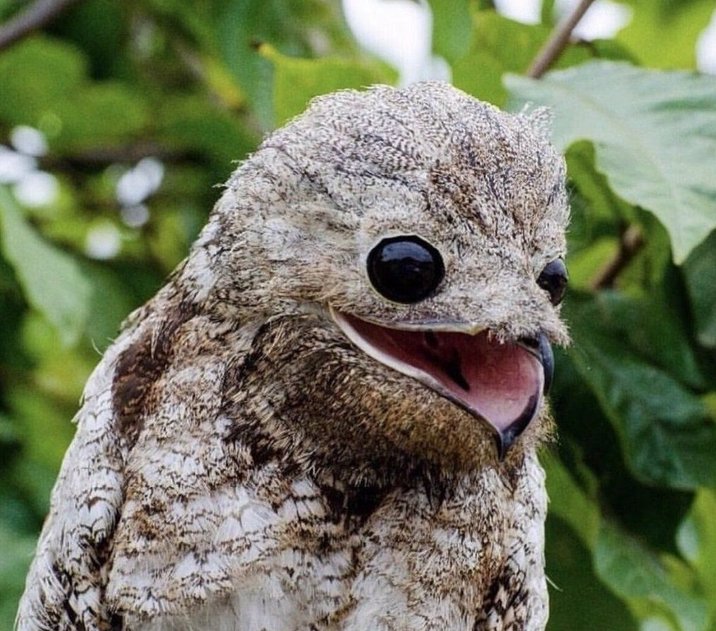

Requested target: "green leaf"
[
  {"left": 142, "top": 0, "right": 218, "bottom": 52},
  {"left": 587, "top": 282, "right": 705, "bottom": 391},
  {"left": 618, "top": 0, "right": 715, "bottom": 69},
  {"left": 80, "top": 264, "right": 138, "bottom": 353},
  {"left": 595, "top": 522, "right": 709, "bottom": 631},
  {"left": 427, "top": 0, "right": 472, "bottom": 63},
  {"left": 0, "top": 35, "right": 149, "bottom": 149},
  {"left": 260, "top": 45, "right": 394, "bottom": 126},
  {"left": 52, "top": 0, "right": 126, "bottom": 79},
  {"left": 546, "top": 516, "right": 637, "bottom": 631},
  {"left": 20, "top": 312, "right": 94, "bottom": 401},
  {"left": 565, "top": 236, "right": 618, "bottom": 290},
  {"left": 0, "top": 186, "right": 91, "bottom": 347},
  {"left": 0, "top": 523, "right": 37, "bottom": 630},
  {"left": 215, "top": 0, "right": 274, "bottom": 128},
  {"left": 565, "top": 294, "right": 716, "bottom": 489},
  {"left": 565, "top": 141, "right": 635, "bottom": 231},
  {"left": 55, "top": 83, "right": 150, "bottom": 150},
  {"left": 611, "top": 215, "right": 706, "bottom": 389},
  {"left": 158, "top": 94, "right": 256, "bottom": 167},
  {"left": 677, "top": 490, "right": 716, "bottom": 608},
  {"left": 542, "top": 453, "right": 637, "bottom": 629},
  {"left": 452, "top": 10, "right": 590, "bottom": 106},
  {"left": 7, "top": 385, "right": 77, "bottom": 473},
  {"left": 506, "top": 61, "right": 716, "bottom": 262},
  {"left": 217, "top": 0, "right": 354, "bottom": 130},
  {"left": 563, "top": 141, "right": 633, "bottom": 289},
  {"left": 542, "top": 452, "right": 600, "bottom": 548},
  {"left": 683, "top": 230, "right": 716, "bottom": 349},
  {"left": 0, "top": 36, "right": 85, "bottom": 126}
]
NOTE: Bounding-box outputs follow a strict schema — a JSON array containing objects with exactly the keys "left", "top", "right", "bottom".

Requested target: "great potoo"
[{"left": 18, "top": 82, "right": 569, "bottom": 631}]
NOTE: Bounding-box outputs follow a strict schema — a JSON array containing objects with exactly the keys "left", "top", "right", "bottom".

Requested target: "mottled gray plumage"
[{"left": 18, "top": 82, "right": 569, "bottom": 631}]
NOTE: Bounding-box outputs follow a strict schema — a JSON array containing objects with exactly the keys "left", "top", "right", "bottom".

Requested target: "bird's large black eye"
[
  {"left": 367, "top": 235, "right": 445, "bottom": 304},
  {"left": 538, "top": 258, "right": 568, "bottom": 305}
]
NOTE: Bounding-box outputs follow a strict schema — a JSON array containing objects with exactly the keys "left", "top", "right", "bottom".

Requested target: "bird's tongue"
[{"left": 336, "top": 314, "right": 543, "bottom": 434}]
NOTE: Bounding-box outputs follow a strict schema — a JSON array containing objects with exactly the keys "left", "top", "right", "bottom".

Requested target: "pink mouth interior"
[{"left": 339, "top": 314, "right": 543, "bottom": 434}]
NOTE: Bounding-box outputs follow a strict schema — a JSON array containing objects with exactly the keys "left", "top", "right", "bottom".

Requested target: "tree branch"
[
  {"left": 527, "top": 0, "right": 597, "bottom": 78},
  {"left": 0, "top": 0, "right": 81, "bottom": 52},
  {"left": 40, "top": 142, "right": 187, "bottom": 169},
  {"left": 527, "top": 0, "right": 644, "bottom": 290},
  {"left": 589, "top": 225, "right": 644, "bottom": 291}
]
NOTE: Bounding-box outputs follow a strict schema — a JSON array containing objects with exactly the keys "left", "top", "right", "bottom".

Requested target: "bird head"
[{"left": 181, "top": 82, "right": 569, "bottom": 477}]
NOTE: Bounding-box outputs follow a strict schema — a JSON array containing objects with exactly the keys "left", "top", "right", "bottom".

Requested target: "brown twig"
[
  {"left": 589, "top": 225, "right": 644, "bottom": 290},
  {"left": 0, "top": 0, "right": 81, "bottom": 51},
  {"left": 527, "top": 0, "right": 597, "bottom": 78},
  {"left": 526, "top": 0, "right": 642, "bottom": 289}
]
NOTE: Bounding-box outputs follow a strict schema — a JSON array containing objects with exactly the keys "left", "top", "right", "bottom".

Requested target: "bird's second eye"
[
  {"left": 367, "top": 236, "right": 445, "bottom": 304},
  {"left": 537, "top": 258, "right": 568, "bottom": 305}
]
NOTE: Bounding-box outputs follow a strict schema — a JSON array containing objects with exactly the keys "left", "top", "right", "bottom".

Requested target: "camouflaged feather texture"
[{"left": 17, "top": 82, "right": 569, "bottom": 631}]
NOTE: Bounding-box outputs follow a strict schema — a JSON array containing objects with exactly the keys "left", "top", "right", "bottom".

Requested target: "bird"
[{"left": 17, "top": 81, "right": 569, "bottom": 631}]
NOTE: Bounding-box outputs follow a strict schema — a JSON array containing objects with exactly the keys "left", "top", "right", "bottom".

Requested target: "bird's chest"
[
  {"left": 134, "top": 529, "right": 490, "bottom": 631},
  {"left": 131, "top": 466, "right": 547, "bottom": 631}
]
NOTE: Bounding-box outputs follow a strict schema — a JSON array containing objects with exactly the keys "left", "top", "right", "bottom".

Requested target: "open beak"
[{"left": 330, "top": 309, "right": 553, "bottom": 459}]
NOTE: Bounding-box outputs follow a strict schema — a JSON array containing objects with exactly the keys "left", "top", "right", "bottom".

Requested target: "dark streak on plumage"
[
  {"left": 111, "top": 299, "right": 197, "bottom": 446},
  {"left": 109, "top": 613, "right": 124, "bottom": 631},
  {"left": 318, "top": 483, "right": 389, "bottom": 527}
]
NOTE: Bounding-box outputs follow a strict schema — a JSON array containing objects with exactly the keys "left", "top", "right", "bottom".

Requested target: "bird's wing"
[
  {"left": 16, "top": 294, "right": 273, "bottom": 629},
  {"left": 16, "top": 317, "right": 144, "bottom": 631}
]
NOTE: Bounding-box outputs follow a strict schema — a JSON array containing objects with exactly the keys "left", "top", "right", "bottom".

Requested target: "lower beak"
[{"left": 496, "top": 333, "right": 553, "bottom": 459}]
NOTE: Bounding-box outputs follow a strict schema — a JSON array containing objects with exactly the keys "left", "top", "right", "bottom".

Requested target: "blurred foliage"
[{"left": 0, "top": 0, "right": 715, "bottom": 629}]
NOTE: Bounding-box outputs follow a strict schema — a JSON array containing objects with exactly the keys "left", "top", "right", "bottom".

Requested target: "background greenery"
[{"left": 1, "top": 0, "right": 715, "bottom": 629}]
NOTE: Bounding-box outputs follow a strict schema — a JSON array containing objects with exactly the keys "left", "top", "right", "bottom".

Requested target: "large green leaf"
[
  {"left": 683, "top": 231, "right": 716, "bottom": 349},
  {"left": 157, "top": 94, "right": 256, "bottom": 167},
  {"left": 563, "top": 141, "right": 635, "bottom": 290},
  {"left": 565, "top": 294, "right": 716, "bottom": 489},
  {"left": 0, "top": 523, "right": 37, "bottom": 631},
  {"left": 506, "top": 61, "right": 716, "bottom": 262},
  {"left": 543, "top": 455, "right": 637, "bottom": 630},
  {"left": 52, "top": 0, "right": 126, "bottom": 79},
  {"left": 452, "top": 10, "right": 591, "bottom": 106},
  {"left": 595, "top": 523, "right": 710, "bottom": 631},
  {"left": 0, "top": 36, "right": 85, "bottom": 125},
  {"left": 260, "top": 45, "right": 394, "bottom": 126},
  {"left": 552, "top": 352, "right": 696, "bottom": 553},
  {"left": 0, "top": 187, "right": 91, "bottom": 347},
  {"left": 677, "top": 490, "right": 716, "bottom": 613},
  {"left": 546, "top": 454, "right": 709, "bottom": 630},
  {"left": 603, "top": 288, "right": 705, "bottom": 390},
  {"left": 543, "top": 452, "right": 600, "bottom": 548},
  {"left": 427, "top": 0, "right": 472, "bottom": 63},
  {"left": 46, "top": 83, "right": 150, "bottom": 152},
  {"left": 546, "top": 516, "right": 637, "bottom": 631},
  {"left": 7, "top": 385, "right": 77, "bottom": 472},
  {"left": 216, "top": 0, "right": 354, "bottom": 130},
  {"left": 618, "top": 0, "right": 715, "bottom": 69},
  {"left": 543, "top": 454, "right": 695, "bottom": 630},
  {"left": 0, "top": 36, "right": 149, "bottom": 150},
  {"left": 565, "top": 142, "right": 633, "bottom": 229}
]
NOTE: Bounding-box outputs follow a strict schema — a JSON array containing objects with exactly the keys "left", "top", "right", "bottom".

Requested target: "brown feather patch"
[{"left": 112, "top": 300, "right": 197, "bottom": 445}]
